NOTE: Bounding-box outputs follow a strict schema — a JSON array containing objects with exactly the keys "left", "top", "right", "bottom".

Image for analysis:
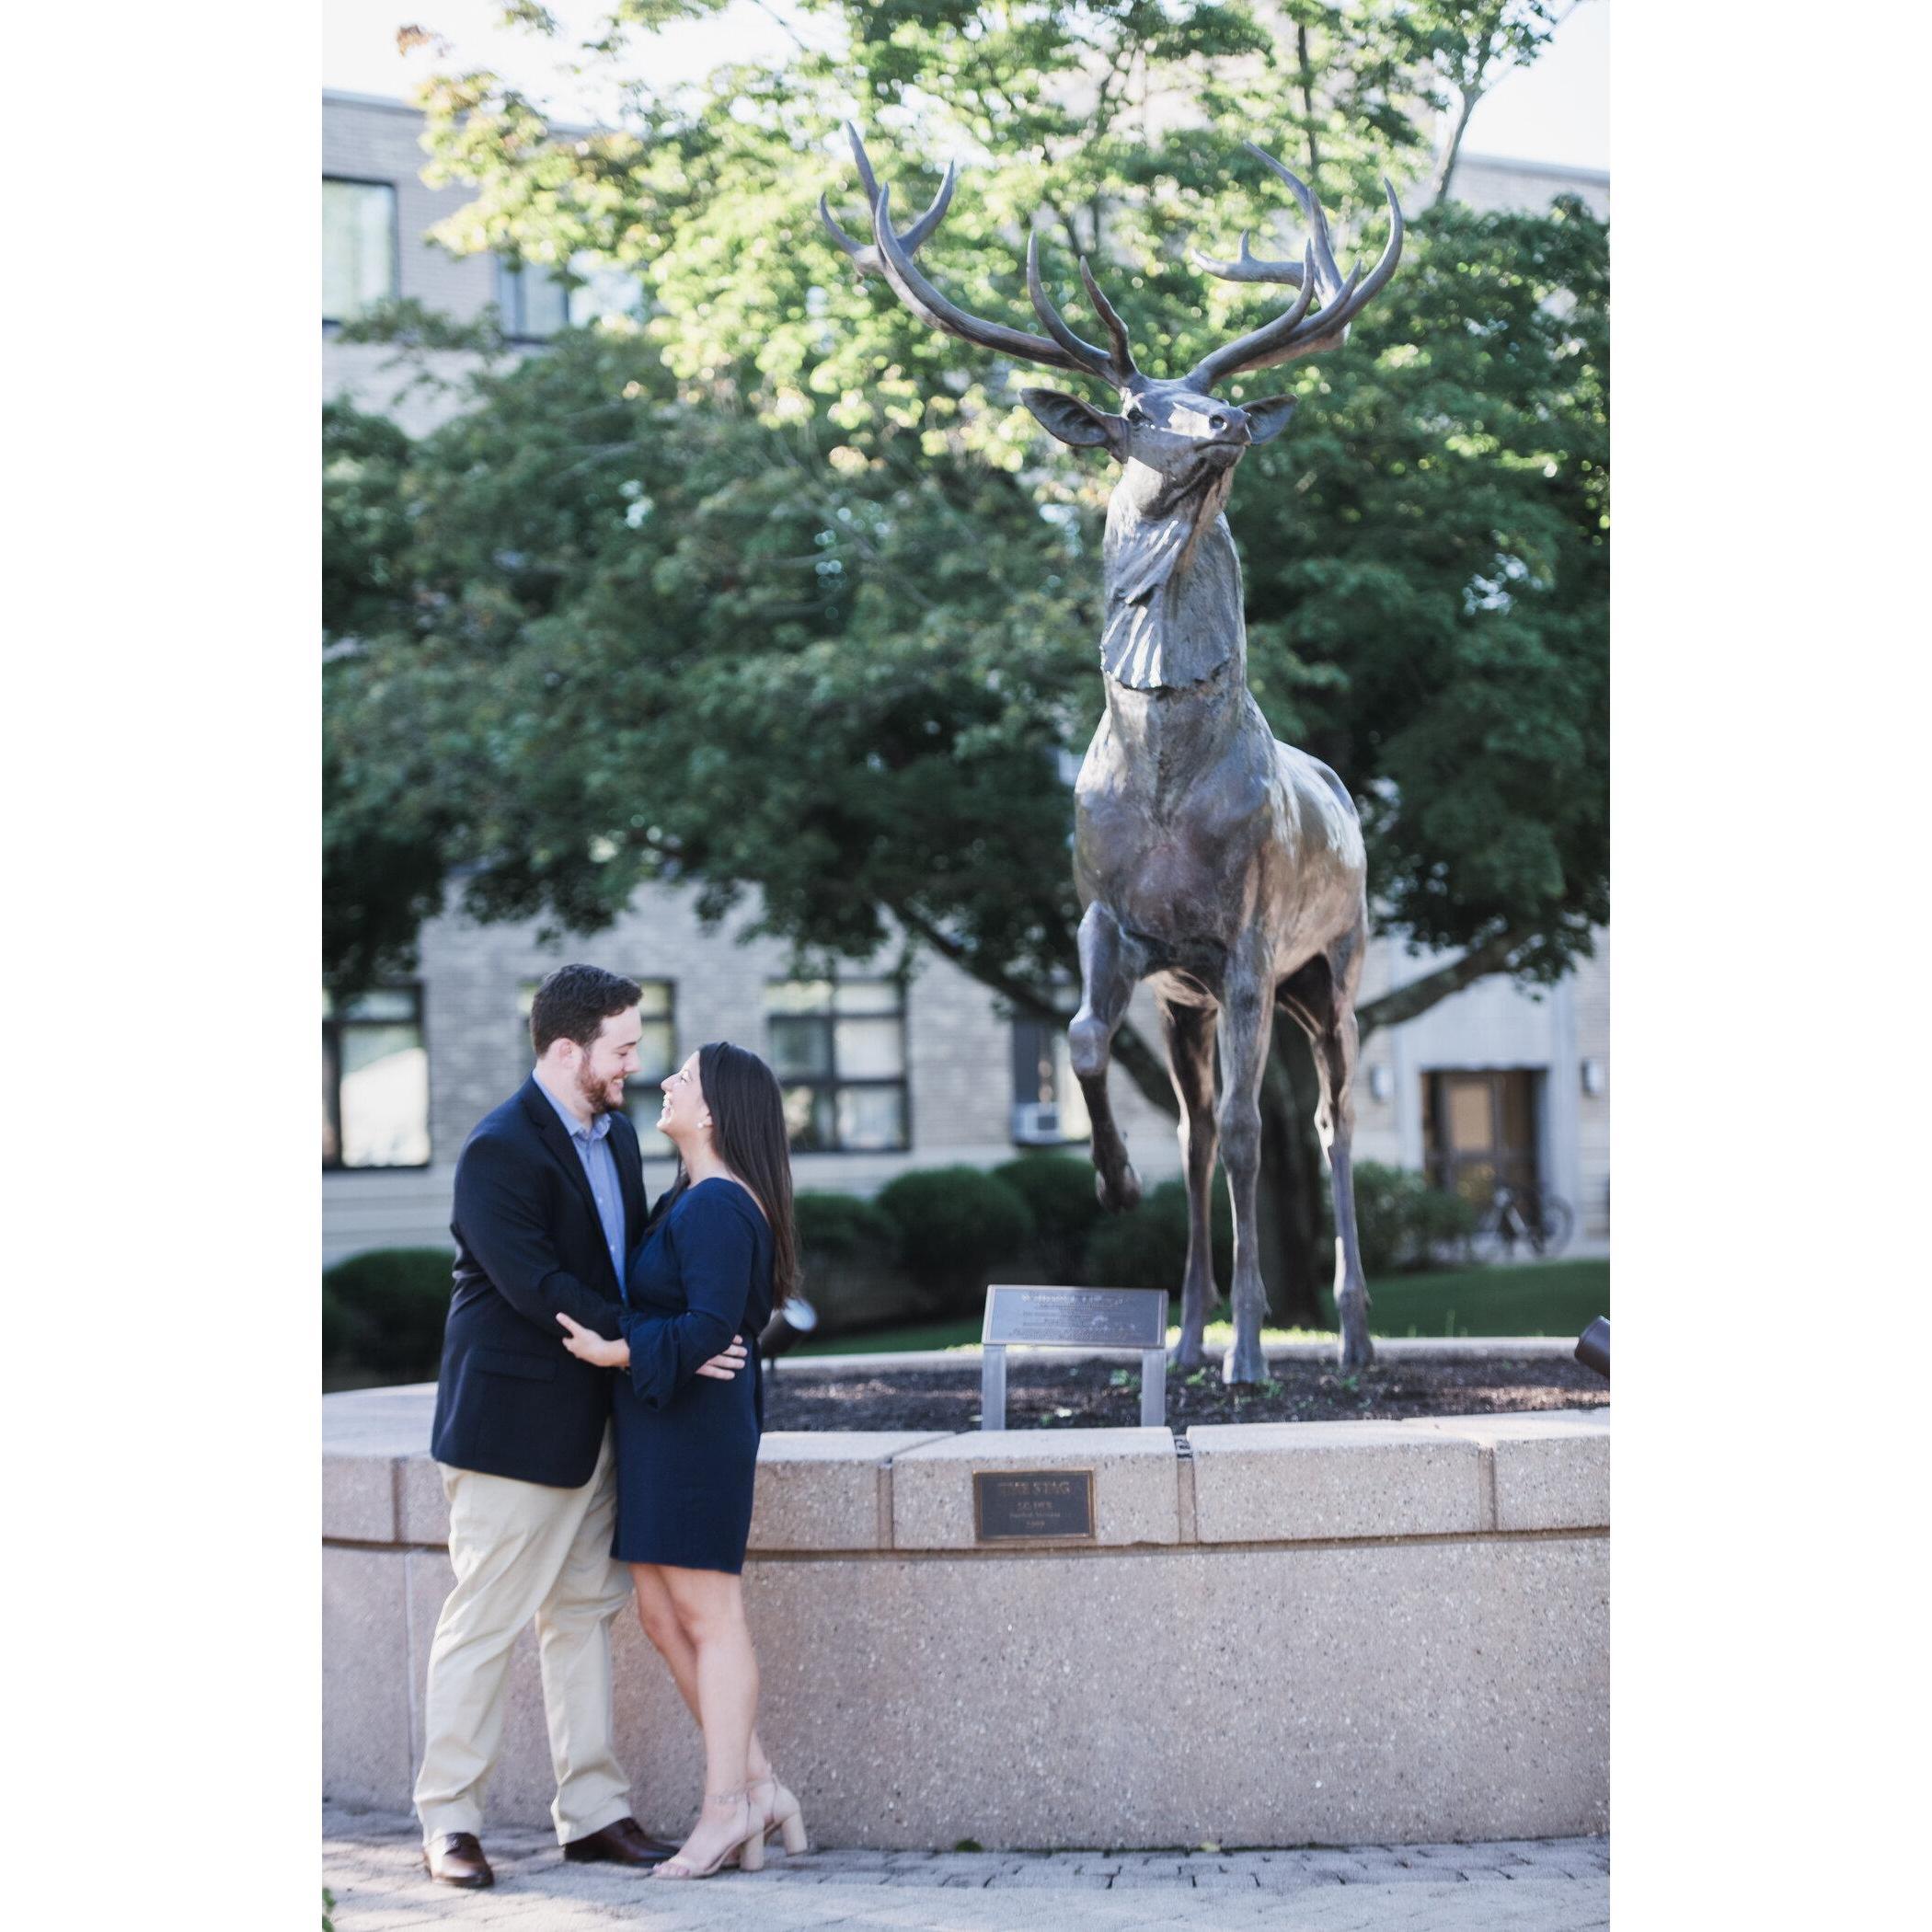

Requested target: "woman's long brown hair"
[{"left": 652, "top": 1041, "right": 799, "bottom": 1305}]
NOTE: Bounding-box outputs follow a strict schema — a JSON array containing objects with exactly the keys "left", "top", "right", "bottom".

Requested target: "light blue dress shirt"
[{"left": 536, "top": 1079, "right": 628, "bottom": 1289}]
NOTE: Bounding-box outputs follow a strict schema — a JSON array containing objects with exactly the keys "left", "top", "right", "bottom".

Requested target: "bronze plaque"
[
  {"left": 972, "top": 1468, "right": 1097, "bottom": 1543},
  {"left": 983, "top": 1285, "right": 1167, "bottom": 1351}
]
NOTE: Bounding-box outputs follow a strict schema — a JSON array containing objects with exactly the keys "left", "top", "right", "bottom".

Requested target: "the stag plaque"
[
  {"left": 982, "top": 1285, "right": 1167, "bottom": 1351},
  {"left": 972, "top": 1469, "right": 1096, "bottom": 1543}
]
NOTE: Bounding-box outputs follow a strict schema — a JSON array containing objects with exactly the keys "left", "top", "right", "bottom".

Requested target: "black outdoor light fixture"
[
  {"left": 759, "top": 1293, "right": 819, "bottom": 1363},
  {"left": 1574, "top": 1316, "right": 1609, "bottom": 1382}
]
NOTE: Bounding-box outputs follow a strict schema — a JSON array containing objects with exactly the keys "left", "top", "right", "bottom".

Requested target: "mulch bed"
[{"left": 765, "top": 1351, "right": 1608, "bottom": 1432}]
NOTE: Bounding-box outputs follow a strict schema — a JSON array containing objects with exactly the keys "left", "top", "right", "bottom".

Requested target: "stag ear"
[
  {"left": 1244, "top": 394, "right": 1298, "bottom": 445},
  {"left": 1020, "top": 388, "right": 1126, "bottom": 454}
]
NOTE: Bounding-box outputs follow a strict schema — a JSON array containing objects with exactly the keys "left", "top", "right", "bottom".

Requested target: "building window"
[
  {"left": 497, "top": 259, "right": 571, "bottom": 340},
  {"left": 496, "top": 257, "right": 646, "bottom": 340},
  {"left": 571, "top": 261, "right": 647, "bottom": 328},
  {"left": 517, "top": 978, "right": 677, "bottom": 1156},
  {"left": 1010, "top": 1018, "right": 1091, "bottom": 1144},
  {"left": 323, "top": 987, "right": 429, "bottom": 1169},
  {"left": 323, "top": 178, "right": 397, "bottom": 322},
  {"left": 1421, "top": 1068, "right": 1541, "bottom": 1205},
  {"left": 766, "top": 978, "right": 908, "bottom": 1152}
]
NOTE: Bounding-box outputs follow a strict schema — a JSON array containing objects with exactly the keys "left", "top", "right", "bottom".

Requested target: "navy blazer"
[{"left": 430, "top": 1077, "right": 649, "bottom": 1489}]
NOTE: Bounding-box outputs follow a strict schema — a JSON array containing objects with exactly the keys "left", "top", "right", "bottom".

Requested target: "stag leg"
[
  {"left": 1215, "top": 951, "right": 1275, "bottom": 1386},
  {"left": 1316, "top": 1000, "right": 1374, "bottom": 1374},
  {"left": 1289, "top": 926, "right": 1374, "bottom": 1374},
  {"left": 1068, "top": 902, "right": 1144, "bottom": 1213},
  {"left": 1159, "top": 994, "right": 1221, "bottom": 1369}
]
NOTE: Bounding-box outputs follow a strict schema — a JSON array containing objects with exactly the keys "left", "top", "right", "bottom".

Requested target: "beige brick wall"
[
  {"left": 1452, "top": 152, "right": 1610, "bottom": 220},
  {"left": 322, "top": 94, "right": 517, "bottom": 437},
  {"left": 1350, "top": 927, "right": 1609, "bottom": 1252},
  {"left": 323, "top": 92, "right": 497, "bottom": 320},
  {"left": 325, "top": 891, "right": 1609, "bottom": 1262},
  {"left": 1571, "top": 930, "right": 1610, "bottom": 1241},
  {"left": 325, "top": 882, "right": 1195, "bottom": 1261}
]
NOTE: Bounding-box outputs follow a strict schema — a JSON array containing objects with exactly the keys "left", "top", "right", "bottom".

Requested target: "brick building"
[{"left": 322, "top": 91, "right": 1610, "bottom": 1267}]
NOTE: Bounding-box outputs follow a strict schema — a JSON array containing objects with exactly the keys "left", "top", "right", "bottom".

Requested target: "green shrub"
[
  {"left": 321, "top": 1282, "right": 357, "bottom": 1364},
  {"left": 1082, "top": 1179, "right": 1232, "bottom": 1294},
  {"left": 1350, "top": 1163, "right": 1478, "bottom": 1275},
  {"left": 793, "top": 1190, "right": 896, "bottom": 1259},
  {"left": 992, "top": 1154, "right": 1102, "bottom": 1284},
  {"left": 791, "top": 1190, "right": 929, "bottom": 1332},
  {"left": 323, "top": 1247, "right": 455, "bottom": 1374},
  {"left": 874, "top": 1166, "right": 1035, "bottom": 1316}
]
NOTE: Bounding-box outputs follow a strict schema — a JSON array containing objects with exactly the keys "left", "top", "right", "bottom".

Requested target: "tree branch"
[
  {"left": 888, "top": 900, "right": 1179, "bottom": 1120},
  {"left": 1295, "top": 23, "right": 1324, "bottom": 187},
  {"left": 1428, "top": 86, "right": 1481, "bottom": 208},
  {"left": 1357, "top": 928, "right": 1533, "bottom": 1039}
]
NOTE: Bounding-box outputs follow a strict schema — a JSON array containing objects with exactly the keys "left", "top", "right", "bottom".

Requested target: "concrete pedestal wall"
[{"left": 324, "top": 1383, "right": 1607, "bottom": 1848}]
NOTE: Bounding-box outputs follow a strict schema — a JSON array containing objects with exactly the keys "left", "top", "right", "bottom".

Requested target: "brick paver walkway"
[{"left": 326, "top": 1805, "right": 1608, "bottom": 1930}]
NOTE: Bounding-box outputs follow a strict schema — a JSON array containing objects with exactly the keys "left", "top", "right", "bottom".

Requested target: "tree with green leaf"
[{"left": 326, "top": 0, "right": 1605, "bottom": 1323}]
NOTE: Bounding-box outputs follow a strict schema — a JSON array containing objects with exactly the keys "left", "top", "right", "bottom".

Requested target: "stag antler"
[
  {"left": 818, "top": 122, "right": 959, "bottom": 281},
  {"left": 822, "top": 124, "right": 1142, "bottom": 393},
  {"left": 1190, "top": 144, "right": 1404, "bottom": 389}
]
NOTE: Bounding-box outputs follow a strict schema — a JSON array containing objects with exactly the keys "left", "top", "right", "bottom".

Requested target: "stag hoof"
[
  {"left": 1222, "top": 1340, "right": 1269, "bottom": 1387},
  {"left": 1095, "top": 1161, "right": 1142, "bottom": 1213},
  {"left": 1169, "top": 1333, "right": 1207, "bottom": 1372},
  {"left": 1338, "top": 1330, "right": 1375, "bottom": 1375}
]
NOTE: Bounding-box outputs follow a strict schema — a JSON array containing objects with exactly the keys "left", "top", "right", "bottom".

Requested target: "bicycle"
[{"left": 1467, "top": 1179, "right": 1574, "bottom": 1261}]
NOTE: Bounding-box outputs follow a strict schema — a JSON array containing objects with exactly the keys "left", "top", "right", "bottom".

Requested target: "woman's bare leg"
[
  {"left": 629, "top": 1564, "right": 771, "bottom": 1780},
  {"left": 647, "top": 1565, "right": 761, "bottom": 1871}
]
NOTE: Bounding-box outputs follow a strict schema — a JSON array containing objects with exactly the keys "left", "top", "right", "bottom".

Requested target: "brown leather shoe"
[
  {"left": 424, "top": 1831, "right": 494, "bottom": 1888},
  {"left": 562, "top": 1816, "right": 676, "bottom": 1866}
]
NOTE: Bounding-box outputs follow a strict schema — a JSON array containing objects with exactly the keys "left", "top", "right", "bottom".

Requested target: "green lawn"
[{"left": 793, "top": 1258, "right": 1610, "bottom": 1356}]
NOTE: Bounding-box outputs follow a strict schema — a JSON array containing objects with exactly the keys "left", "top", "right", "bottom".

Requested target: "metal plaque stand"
[
  {"left": 973, "top": 1290, "right": 1167, "bottom": 1429},
  {"left": 978, "top": 1343, "right": 1167, "bottom": 1430}
]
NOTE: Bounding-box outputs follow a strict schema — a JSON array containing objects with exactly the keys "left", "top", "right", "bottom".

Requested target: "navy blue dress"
[{"left": 610, "top": 1178, "right": 775, "bottom": 1574}]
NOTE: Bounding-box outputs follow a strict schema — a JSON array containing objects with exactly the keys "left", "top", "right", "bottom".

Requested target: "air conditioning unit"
[{"left": 1012, "top": 1100, "right": 1063, "bottom": 1145}]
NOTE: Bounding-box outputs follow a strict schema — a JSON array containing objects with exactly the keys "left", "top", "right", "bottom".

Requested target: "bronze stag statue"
[{"left": 824, "top": 128, "right": 1403, "bottom": 1383}]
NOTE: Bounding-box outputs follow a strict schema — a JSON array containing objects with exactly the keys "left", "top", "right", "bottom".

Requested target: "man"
[{"left": 414, "top": 964, "right": 748, "bottom": 1889}]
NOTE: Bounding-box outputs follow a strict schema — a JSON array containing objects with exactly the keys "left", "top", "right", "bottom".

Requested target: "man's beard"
[{"left": 576, "top": 1058, "right": 621, "bottom": 1117}]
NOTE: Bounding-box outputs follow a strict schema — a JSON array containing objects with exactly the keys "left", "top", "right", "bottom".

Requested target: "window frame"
[
  {"left": 322, "top": 174, "right": 401, "bottom": 327},
  {"left": 1008, "top": 1014, "right": 1092, "bottom": 1145},
  {"left": 322, "top": 983, "right": 431, "bottom": 1172},
  {"left": 514, "top": 977, "right": 679, "bottom": 1151},
  {"left": 765, "top": 975, "right": 911, "bottom": 1155},
  {"left": 619, "top": 981, "right": 679, "bottom": 1151},
  {"left": 1421, "top": 1067, "right": 1544, "bottom": 1202},
  {"left": 496, "top": 255, "right": 646, "bottom": 341},
  {"left": 495, "top": 258, "right": 570, "bottom": 343}
]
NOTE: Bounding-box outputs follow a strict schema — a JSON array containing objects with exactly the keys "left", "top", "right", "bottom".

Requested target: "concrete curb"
[{"left": 778, "top": 1334, "right": 1586, "bottom": 1374}]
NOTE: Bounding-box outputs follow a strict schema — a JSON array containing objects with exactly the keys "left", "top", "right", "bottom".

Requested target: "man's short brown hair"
[{"left": 529, "top": 965, "right": 642, "bottom": 1056}]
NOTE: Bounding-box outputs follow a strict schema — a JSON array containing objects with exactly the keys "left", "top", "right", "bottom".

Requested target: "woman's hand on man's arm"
[
  {"left": 557, "top": 1311, "right": 628, "bottom": 1367},
  {"left": 696, "top": 1338, "right": 750, "bottom": 1379},
  {"left": 556, "top": 1315, "right": 748, "bottom": 1377}
]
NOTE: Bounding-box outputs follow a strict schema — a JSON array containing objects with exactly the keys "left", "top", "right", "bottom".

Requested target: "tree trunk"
[
  {"left": 1258, "top": 1030, "right": 1327, "bottom": 1329},
  {"left": 1429, "top": 86, "right": 1481, "bottom": 208},
  {"left": 1295, "top": 24, "right": 1325, "bottom": 186}
]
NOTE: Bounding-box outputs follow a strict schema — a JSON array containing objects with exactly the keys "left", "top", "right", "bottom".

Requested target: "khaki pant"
[{"left": 413, "top": 1426, "right": 634, "bottom": 1846}]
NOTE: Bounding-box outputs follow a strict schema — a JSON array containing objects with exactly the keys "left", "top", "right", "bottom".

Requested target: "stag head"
[{"left": 821, "top": 126, "right": 1404, "bottom": 495}]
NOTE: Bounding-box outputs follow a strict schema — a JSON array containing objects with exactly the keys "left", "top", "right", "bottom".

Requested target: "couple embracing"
[{"left": 414, "top": 964, "right": 806, "bottom": 1887}]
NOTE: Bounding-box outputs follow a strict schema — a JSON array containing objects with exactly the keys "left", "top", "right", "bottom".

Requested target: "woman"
[{"left": 557, "top": 1040, "right": 806, "bottom": 1881}]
